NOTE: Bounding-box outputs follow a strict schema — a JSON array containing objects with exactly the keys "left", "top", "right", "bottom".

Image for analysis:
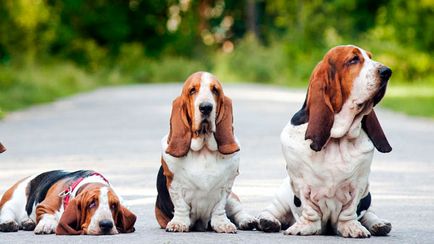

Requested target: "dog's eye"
[
  {"left": 88, "top": 200, "right": 96, "bottom": 209},
  {"left": 189, "top": 88, "right": 196, "bottom": 95},
  {"left": 110, "top": 203, "right": 117, "bottom": 210},
  {"left": 349, "top": 55, "right": 359, "bottom": 65},
  {"left": 212, "top": 87, "right": 219, "bottom": 96}
]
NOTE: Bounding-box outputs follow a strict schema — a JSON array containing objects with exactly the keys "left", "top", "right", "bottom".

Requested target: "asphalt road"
[{"left": 1, "top": 83, "right": 433, "bottom": 243}]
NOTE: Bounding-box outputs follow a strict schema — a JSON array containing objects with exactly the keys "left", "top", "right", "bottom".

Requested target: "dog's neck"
[{"left": 190, "top": 133, "right": 218, "bottom": 152}]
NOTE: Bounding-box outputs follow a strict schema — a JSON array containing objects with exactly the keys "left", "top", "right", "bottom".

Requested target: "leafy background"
[{"left": 0, "top": 0, "right": 433, "bottom": 117}]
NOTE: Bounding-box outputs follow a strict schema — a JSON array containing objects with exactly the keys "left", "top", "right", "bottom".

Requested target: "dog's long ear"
[
  {"left": 56, "top": 198, "right": 83, "bottom": 235},
  {"left": 165, "top": 97, "right": 192, "bottom": 157},
  {"left": 304, "top": 60, "right": 337, "bottom": 152},
  {"left": 0, "top": 143, "right": 5, "bottom": 153},
  {"left": 215, "top": 96, "right": 239, "bottom": 155},
  {"left": 362, "top": 110, "right": 392, "bottom": 153},
  {"left": 115, "top": 205, "right": 137, "bottom": 233}
]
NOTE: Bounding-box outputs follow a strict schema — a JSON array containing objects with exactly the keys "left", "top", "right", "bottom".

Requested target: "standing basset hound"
[
  {"left": 258, "top": 45, "right": 392, "bottom": 238},
  {"left": 155, "top": 72, "right": 257, "bottom": 233},
  {"left": 0, "top": 170, "right": 136, "bottom": 235}
]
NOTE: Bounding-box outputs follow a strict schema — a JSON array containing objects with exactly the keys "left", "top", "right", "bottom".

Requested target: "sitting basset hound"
[
  {"left": 155, "top": 72, "right": 257, "bottom": 233},
  {"left": 258, "top": 45, "right": 392, "bottom": 238},
  {"left": 0, "top": 170, "right": 136, "bottom": 235}
]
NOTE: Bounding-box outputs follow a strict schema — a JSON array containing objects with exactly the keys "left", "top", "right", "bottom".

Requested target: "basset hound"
[
  {"left": 0, "top": 170, "right": 136, "bottom": 235},
  {"left": 155, "top": 72, "right": 257, "bottom": 233},
  {"left": 257, "top": 45, "right": 392, "bottom": 238}
]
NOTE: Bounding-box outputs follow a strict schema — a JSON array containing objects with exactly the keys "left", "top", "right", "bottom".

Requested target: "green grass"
[{"left": 381, "top": 85, "right": 434, "bottom": 118}]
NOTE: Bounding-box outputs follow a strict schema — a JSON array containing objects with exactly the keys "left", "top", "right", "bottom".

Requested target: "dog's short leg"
[
  {"left": 226, "top": 192, "right": 257, "bottom": 230},
  {"left": 166, "top": 184, "right": 191, "bottom": 232},
  {"left": 337, "top": 193, "right": 371, "bottom": 238},
  {"left": 360, "top": 208, "right": 391, "bottom": 236},
  {"left": 34, "top": 213, "right": 58, "bottom": 234},
  {"left": 211, "top": 190, "right": 237, "bottom": 234},
  {"left": 282, "top": 194, "right": 321, "bottom": 236},
  {"left": 257, "top": 178, "right": 295, "bottom": 232},
  {"left": 0, "top": 206, "right": 19, "bottom": 232}
]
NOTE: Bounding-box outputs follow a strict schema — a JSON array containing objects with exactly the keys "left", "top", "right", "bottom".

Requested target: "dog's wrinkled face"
[
  {"left": 326, "top": 45, "right": 392, "bottom": 112},
  {"left": 182, "top": 72, "right": 223, "bottom": 137},
  {"left": 84, "top": 186, "right": 119, "bottom": 235},
  {"left": 58, "top": 183, "right": 136, "bottom": 235}
]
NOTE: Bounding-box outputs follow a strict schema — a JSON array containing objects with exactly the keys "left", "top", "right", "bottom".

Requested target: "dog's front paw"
[
  {"left": 21, "top": 219, "right": 36, "bottom": 231},
  {"left": 0, "top": 220, "right": 19, "bottom": 232},
  {"left": 213, "top": 221, "right": 237, "bottom": 233},
  {"left": 34, "top": 217, "right": 57, "bottom": 234},
  {"left": 237, "top": 215, "right": 258, "bottom": 230},
  {"left": 369, "top": 220, "right": 391, "bottom": 236},
  {"left": 338, "top": 220, "right": 371, "bottom": 238},
  {"left": 257, "top": 212, "right": 281, "bottom": 232},
  {"left": 166, "top": 219, "right": 190, "bottom": 232},
  {"left": 283, "top": 221, "right": 321, "bottom": 236}
]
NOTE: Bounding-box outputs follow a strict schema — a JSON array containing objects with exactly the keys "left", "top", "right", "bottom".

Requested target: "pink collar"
[{"left": 59, "top": 172, "right": 109, "bottom": 209}]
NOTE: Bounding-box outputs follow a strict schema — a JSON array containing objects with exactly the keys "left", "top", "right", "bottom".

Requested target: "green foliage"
[{"left": 0, "top": 0, "right": 432, "bottom": 117}]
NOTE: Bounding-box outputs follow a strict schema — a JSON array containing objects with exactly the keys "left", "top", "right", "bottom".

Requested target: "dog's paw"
[
  {"left": 0, "top": 221, "right": 19, "bottom": 232},
  {"left": 213, "top": 221, "right": 237, "bottom": 234},
  {"left": 369, "top": 220, "right": 391, "bottom": 236},
  {"left": 166, "top": 219, "right": 189, "bottom": 232},
  {"left": 257, "top": 212, "right": 281, "bottom": 232},
  {"left": 21, "top": 219, "right": 36, "bottom": 231},
  {"left": 34, "top": 219, "right": 57, "bottom": 234},
  {"left": 283, "top": 221, "right": 321, "bottom": 236},
  {"left": 338, "top": 220, "right": 371, "bottom": 238},
  {"left": 237, "top": 215, "right": 258, "bottom": 230}
]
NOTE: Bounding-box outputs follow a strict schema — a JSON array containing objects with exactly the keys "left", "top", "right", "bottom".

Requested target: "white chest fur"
[
  {"left": 280, "top": 122, "right": 374, "bottom": 224},
  {"left": 161, "top": 135, "right": 240, "bottom": 224}
]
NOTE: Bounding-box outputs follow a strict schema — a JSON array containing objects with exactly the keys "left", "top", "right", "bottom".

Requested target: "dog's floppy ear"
[
  {"left": 115, "top": 205, "right": 137, "bottom": 233},
  {"left": 304, "top": 61, "right": 337, "bottom": 152},
  {"left": 56, "top": 198, "right": 83, "bottom": 235},
  {"left": 362, "top": 110, "right": 392, "bottom": 153},
  {"left": 0, "top": 143, "right": 5, "bottom": 153},
  {"left": 165, "top": 97, "right": 192, "bottom": 157},
  {"left": 215, "top": 96, "right": 239, "bottom": 155}
]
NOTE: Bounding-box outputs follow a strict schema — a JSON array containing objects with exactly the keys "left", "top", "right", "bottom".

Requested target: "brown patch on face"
[
  {"left": 0, "top": 177, "right": 29, "bottom": 209},
  {"left": 316, "top": 46, "right": 365, "bottom": 113},
  {"left": 0, "top": 143, "right": 5, "bottom": 153}
]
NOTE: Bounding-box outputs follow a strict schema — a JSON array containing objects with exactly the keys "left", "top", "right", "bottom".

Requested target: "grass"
[{"left": 381, "top": 85, "right": 434, "bottom": 118}]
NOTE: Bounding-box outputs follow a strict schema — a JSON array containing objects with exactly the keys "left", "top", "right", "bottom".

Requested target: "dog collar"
[{"left": 59, "top": 172, "right": 109, "bottom": 209}]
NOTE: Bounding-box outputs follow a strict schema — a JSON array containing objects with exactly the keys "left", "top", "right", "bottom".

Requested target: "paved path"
[{"left": 1, "top": 84, "right": 433, "bottom": 243}]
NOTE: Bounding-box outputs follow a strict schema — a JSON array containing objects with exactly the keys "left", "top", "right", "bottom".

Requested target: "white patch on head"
[
  {"left": 331, "top": 46, "right": 382, "bottom": 138},
  {"left": 87, "top": 187, "right": 117, "bottom": 235},
  {"left": 194, "top": 72, "right": 217, "bottom": 133}
]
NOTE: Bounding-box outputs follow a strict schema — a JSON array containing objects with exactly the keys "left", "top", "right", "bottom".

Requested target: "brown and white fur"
[
  {"left": 257, "top": 45, "right": 392, "bottom": 238},
  {"left": 155, "top": 72, "right": 257, "bottom": 233},
  {"left": 0, "top": 170, "right": 136, "bottom": 235}
]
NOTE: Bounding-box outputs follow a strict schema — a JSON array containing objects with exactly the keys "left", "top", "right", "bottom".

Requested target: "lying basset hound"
[
  {"left": 155, "top": 72, "right": 257, "bottom": 233},
  {"left": 258, "top": 45, "right": 392, "bottom": 238},
  {"left": 0, "top": 170, "right": 136, "bottom": 235}
]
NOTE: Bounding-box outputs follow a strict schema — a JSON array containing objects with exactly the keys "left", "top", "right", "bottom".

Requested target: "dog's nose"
[
  {"left": 379, "top": 66, "right": 392, "bottom": 82},
  {"left": 199, "top": 102, "right": 213, "bottom": 115},
  {"left": 99, "top": 220, "right": 114, "bottom": 233}
]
